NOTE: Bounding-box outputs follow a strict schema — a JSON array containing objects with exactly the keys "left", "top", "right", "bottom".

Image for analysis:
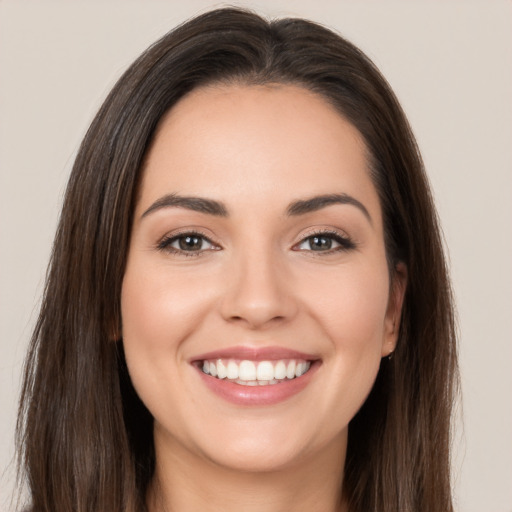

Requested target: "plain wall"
[{"left": 1, "top": 1, "right": 511, "bottom": 511}]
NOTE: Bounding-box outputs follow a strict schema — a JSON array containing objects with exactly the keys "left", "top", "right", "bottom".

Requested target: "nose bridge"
[{"left": 220, "top": 237, "right": 296, "bottom": 328}]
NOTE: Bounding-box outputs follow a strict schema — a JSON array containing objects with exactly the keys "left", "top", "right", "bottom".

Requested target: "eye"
[
  {"left": 295, "top": 231, "right": 355, "bottom": 253},
  {"left": 157, "top": 232, "right": 218, "bottom": 255}
]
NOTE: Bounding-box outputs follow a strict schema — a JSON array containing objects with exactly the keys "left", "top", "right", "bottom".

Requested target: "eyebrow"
[
  {"left": 141, "top": 192, "right": 371, "bottom": 223},
  {"left": 141, "top": 193, "right": 228, "bottom": 218},
  {"left": 287, "top": 193, "right": 372, "bottom": 224}
]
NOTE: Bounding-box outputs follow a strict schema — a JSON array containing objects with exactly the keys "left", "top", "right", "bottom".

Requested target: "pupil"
[
  {"left": 179, "top": 236, "right": 202, "bottom": 251},
  {"left": 311, "top": 236, "right": 331, "bottom": 250}
]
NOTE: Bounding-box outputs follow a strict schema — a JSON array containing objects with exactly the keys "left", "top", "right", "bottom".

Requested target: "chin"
[
  {"left": 201, "top": 438, "right": 311, "bottom": 473},
  {"left": 190, "top": 419, "right": 346, "bottom": 474}
]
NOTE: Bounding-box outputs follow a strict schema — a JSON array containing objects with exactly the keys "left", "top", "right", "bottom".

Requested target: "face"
[{"left": 121, "top": 84, "right": 405, "bottom": 473}]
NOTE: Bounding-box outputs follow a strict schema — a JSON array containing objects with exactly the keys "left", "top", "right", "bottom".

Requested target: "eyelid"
[
  {"left": 292, "top": 227, "right": 356, "bottom": 252},
  {"left": 155, "top": 226, "right": 355, "bottom": 255},
  {"left": 156, "top": 228, "right": 221, "bottom": 255},
  {"left": 298, "top": 226, "right": 350, "bottom": 240}
]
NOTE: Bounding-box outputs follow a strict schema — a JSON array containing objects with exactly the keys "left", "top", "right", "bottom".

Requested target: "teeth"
[
  {"left": 286, "top": 360, "right": 296, "bottom": 379},
  {"left": 216, "top": 359, "right": 227, "bottom": 379},
  {"left": 202, "top": 358, "right": 312, "bottom": 384},
  {"left": 256, "top": 361, "right": 274, "bottom": 381},
  {"left": 239, "top": 360, "right": 256, "bottom": 381},
  {"left": 227, "top": 360, "right": 239, "bottom": 379},
  {"left": 235, "top": 379, "right": 280, "bottom": 386},
  {"left": 296, "top": 362, "right": 307, "bottom": 377},
  {"left": 274, "top": 361, "right": 287, "bottom": 380}
]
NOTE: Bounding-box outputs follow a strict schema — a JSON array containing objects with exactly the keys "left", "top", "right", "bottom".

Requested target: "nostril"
[
  {"left": 226, "top": 313, "right": 288, "bottom": 330},
  {"left": 219, "top": 272, "right": 298, "bottom": 328}
]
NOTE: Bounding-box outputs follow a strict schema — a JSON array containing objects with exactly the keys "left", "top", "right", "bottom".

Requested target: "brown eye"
[
  {"left": 158, "top": 232, "right": 217, "bottom": 254},
  {"left": 307, "top": 235, "right": 333, "bottom": 251},
  {"left": 295, "top": 232, "right": 355, "bottom": 253},
  {"left": 178, "top": 235, "right": 204, "bottom": 251}
]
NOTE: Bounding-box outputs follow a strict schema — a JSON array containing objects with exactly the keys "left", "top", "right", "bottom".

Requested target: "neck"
[{"left": 147, "top": 431, "right": 348, "bottom": 512}]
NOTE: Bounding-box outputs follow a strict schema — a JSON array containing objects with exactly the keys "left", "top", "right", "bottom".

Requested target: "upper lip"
[{"left": 191, "top": 345, "right": 319, "bottom": 362}]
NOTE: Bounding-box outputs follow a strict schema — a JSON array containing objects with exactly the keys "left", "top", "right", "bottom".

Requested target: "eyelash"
[
  {"left": 157, "top": 230, "right": 219, "bottom": 257},
  {"left": 294, "top": 229, "right": 356, "bottom": 254},
  {"left": 156, "top": 229, "right": 356, "bottom": 257}
]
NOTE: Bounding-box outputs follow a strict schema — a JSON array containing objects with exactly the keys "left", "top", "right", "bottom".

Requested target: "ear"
[{"left": 381, "top": 262, "right": 407, "bottom": 358}]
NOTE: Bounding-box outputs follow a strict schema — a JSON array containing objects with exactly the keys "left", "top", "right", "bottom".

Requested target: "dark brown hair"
[{"left": 16, "top": 8, "right": 458, "bottom": 512}]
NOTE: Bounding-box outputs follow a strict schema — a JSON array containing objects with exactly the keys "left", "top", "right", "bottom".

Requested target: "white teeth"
[
  {"left": 295, "top": 361, "right": 311, "bottom": 377},
  {"left": 202, "top": 358, "right": 312, "bottom": 385},
  {"left": 227, "top": 360, "right": 239, "bottom": 379},
  {"left": 216, "top": 359, "right": 227, "bottom": 379},
  {"left": 239, "top": 360, "right": 256, "bottom": 381},
  {"left": 256, "top": 361, "right": 274, "bottom": 381},
  {"left": 286, "top": 360, "right": 296, "bottom": 379},
  {"left": 234, "top": 379, "right": 280, "bottom": 386},
  {"left": 274, "top": 361, "right": 286, "bottom": 380}
]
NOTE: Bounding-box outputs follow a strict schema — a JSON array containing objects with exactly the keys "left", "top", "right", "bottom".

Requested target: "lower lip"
[{"left": 195, "top": 362, "right": 319, "bottom": 406}]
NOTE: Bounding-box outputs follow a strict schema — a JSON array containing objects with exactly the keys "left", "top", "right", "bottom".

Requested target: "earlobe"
[{"left": 382, "top": 262, "right": 407, "bottom": 358}]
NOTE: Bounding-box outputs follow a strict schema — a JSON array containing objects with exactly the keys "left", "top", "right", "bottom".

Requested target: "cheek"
[
  {"left": 119, "top": 260, "right": 213, "bottom": 403},
  {"left": 121, "top": 261, "right": 213, "bottom": 352},
  {"left": 295, "top": 260, "right": 390, "bottom": 419},
  {"left": 299, "top": 259, "right": 390, "bottom": 347},
  {"left": 119, "top": 259, "right": 220, "bottom": 435}
]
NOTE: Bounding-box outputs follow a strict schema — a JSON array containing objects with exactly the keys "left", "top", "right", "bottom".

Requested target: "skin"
[{"left": 121, "top": 84, "right": 406, "bottom": 512}]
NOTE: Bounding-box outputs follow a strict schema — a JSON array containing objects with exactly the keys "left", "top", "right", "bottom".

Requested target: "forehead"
[{"left": 137, "top": 83, "right": 381, "bottom": 222}]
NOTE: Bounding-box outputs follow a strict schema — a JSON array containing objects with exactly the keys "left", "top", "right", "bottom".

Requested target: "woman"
[{"left": 16, "top": 7, "right": 458, "bottom": 512}]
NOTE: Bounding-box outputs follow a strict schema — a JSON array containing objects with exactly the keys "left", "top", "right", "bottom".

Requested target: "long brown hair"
[{"left": 16, "top": 8, "right": 458, "bottom": 512}]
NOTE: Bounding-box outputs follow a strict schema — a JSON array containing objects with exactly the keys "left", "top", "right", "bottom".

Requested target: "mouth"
[
  {"left": 200, "top": 358, "right": 312, "bottom": 386},
  {"left": 191, "top": 347, "right": 320, "bottom": 406}
]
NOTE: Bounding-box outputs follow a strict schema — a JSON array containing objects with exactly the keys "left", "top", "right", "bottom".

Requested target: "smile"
[
  {"left": 192, "top": 347, "right": 319, "bottom": 406},
  {"left": 202, "top": 358, "right": 312, "bottom": 386}
]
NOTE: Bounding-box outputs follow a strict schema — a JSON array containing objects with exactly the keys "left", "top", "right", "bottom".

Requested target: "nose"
[{"left": 219, "top": 246, "right": 298, "bottom": 329}]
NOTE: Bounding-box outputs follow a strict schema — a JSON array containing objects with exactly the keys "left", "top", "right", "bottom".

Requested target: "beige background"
[{"left": 1, "top": 1, "right": 511, "bottom": 511}]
